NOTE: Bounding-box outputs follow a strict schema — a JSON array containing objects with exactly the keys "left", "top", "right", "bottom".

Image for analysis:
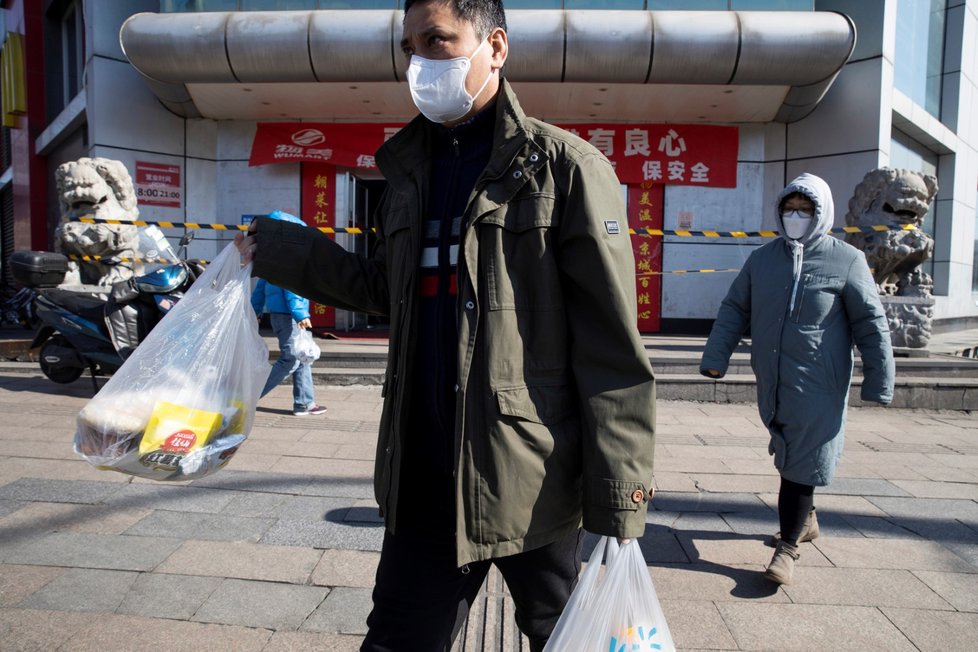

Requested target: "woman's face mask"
[
  {"left": 781, "top": 210, "right": 813, "bottom": 240},
  {"left": 407, "top": 39, "right": 495, "bottom": 124}
]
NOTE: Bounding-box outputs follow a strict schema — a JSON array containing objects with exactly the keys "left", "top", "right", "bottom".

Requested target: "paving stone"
[
  {"left": 689, "top": 473, "right": 781, "bottom": 494},
  {"left": 191, "top": 470, "right": 364, "bottom": 497},
  {"left": 717, "top": 603, "right": 917, "bottom": 651},
  {"left": 260, "top": 518, "right": 384, "bottom": 551},
  {"left": 220, "top": 491, "right": 292, "bottom": 517},
  {"left": 123, "top": 510, "right": 275, "bottom": 542},
  {"left": 882, "top": 607, "right": 978, "bottom": 652},
  {"left": 311, "top": 549, "right": 380, "bottom": 588},
  {"left": 264, "top": 631, "right": 364, "bottom": 652},
  {"left": 115, "top": 572, "right": 222, "bottom": 620},
  {"left": 3, "top": 532, "right": 182, "bottom": 571},
  {"left": 650, "top": 562, "right": 789, "bottom": 603},
  {"left": 57, "top": 613, "right": 271, "bottom": 652},
  {"left": 0, "top": 499, "right": 26, "bottom": 518},
  {"left": 659, "top": 511, "right": 734, "bottom": 534},
  {"left": 17, "top": 568, "right": 137, "bottom": 612},
  {"left": 677, "top": 535, "right": 831, "bottom": 567},
  {"left": 891, "top": 479, "right": 978, "bottom": 500},
  {"left": 659, "top": 599, "right": 736, "bottom": 651},
  {"left": 0, "top": 502, "right": 152, "bottom": 537},
  {"left": 814, "top": 537, "right": 977, "bottom": 572},
  {"left": 868, "top": 496, "right": 978, "bottom": 527},
  {"left": 912, "top": 571, "right": 978, "bottom": 612},
  {"left": 0, "top": 478, "right": 123, "bottom": 504},
  {"left": 157, "top": 540, "right": 322, "bottom": 584},
  {"left": 821, "top": 478, "right": 911, "bottom": 497},
  {"left": 0, "top": 564, "right": 64, "bottom": 607},
  {"left": 840, "top": 514, "right": 921, "bottom": 539},
  {"left": 649, "top": 491, "right": 769, "bottom": 513},
  {"left": 0, "top": 607, "right": 93, "bottom": 652},
  {"left": 782, "top": 567, "right": 955, "bottom": 609},
  {"left": 192, "top": 578, "right": 328, "bottom": 630},
  {"left": 346, "top": 499, "right": 383, "bottom": 524},
  {"left": 301, "top": 586, "right": 372, "bottom": 635},
  {"left": 101, "top": 484, "right": 240, "bottom": 513}
]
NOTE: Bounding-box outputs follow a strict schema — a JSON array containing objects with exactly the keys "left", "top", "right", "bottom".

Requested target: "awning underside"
[{"left": 121, "top": 9, "right": 856, "bottom": 124}]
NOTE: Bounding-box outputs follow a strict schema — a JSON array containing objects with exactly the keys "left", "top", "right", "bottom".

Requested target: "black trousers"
[{"left": 361, "top": 527, "right": 583, "bottom": 652}]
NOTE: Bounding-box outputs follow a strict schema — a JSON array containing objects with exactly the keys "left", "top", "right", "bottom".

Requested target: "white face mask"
[
  {"left": 406, "top": 39, "right": 494, "bottom": 124},
  {"left": 781, "top": 210, "right": 813, "bottom": 240}
]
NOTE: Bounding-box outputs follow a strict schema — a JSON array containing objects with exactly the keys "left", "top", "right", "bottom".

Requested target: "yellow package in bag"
[{"left": 139, "top": 401, "right": 224, "bottom": 472}]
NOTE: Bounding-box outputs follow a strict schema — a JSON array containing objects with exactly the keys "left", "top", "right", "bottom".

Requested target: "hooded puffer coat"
[{"left": 700, "top": 173, "right": 895, "bottom": 486}]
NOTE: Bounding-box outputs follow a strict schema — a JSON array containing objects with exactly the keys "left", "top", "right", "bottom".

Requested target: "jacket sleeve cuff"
[{"left": 583, "top": 478, "right": 652, "bottom": 539}]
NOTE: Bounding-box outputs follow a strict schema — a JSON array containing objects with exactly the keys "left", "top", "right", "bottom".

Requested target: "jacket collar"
[{"left": 375, "top": 79, "right": 530, "bottom": 193}]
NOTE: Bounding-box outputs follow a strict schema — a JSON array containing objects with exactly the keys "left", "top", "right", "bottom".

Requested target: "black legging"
[{"left": 778, "top": 476, "right": 815, "bottom": 546}]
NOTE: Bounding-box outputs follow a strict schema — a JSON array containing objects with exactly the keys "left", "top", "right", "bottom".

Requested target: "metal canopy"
[{"left": 120, "top": 9, "right": 856, "bottom": 123}]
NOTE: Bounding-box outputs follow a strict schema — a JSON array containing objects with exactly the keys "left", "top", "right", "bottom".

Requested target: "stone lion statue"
[
  {"left": 55, "top": 157, "right": 140, "bottom": 286},
  {"left": 844, "top": 167, "right": 938, "bottom": 294},
  {"left": 844, "top": 167, "right": 939, "bottom": 348}
]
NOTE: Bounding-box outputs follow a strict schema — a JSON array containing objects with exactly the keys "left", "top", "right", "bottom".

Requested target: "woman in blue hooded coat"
[{"left": 700, "top": 173, "right": 895, "bottom": 585}]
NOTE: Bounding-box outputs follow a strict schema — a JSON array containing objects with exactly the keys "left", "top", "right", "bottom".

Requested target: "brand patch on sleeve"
[{"left": 604, "top": 220, "right": 621, "bottom": 235}]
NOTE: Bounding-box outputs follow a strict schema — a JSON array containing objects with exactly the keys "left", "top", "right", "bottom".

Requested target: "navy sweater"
[{"left": 399, "top": 106, "right": 496, "bottom": 534}]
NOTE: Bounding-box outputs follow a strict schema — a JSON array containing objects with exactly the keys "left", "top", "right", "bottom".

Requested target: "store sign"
[
  {"left": 558, "top": 124, "right": 738, "bottom": 187},
  {"left": 135, "top": 161, "right": 182, "bottom": 208},
  {"left": 250, "top": 123, "right": 401, "bottom": 169},
  {"left": 250, "top": 122, "right": 738, "bottom": 187}
]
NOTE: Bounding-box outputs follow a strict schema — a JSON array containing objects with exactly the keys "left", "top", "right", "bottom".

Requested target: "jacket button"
[
  {"left": 386, "top": 447, "right": 392, "bottom": 454},
  {"left": 454, "top": 384, "right": 459, "bottom": 392},
  {"left": 631, "top": 489, "right": 645, "bottom": 503},
  {"left": 465, "top": 300, "right": 475, "bottom": 310},
  {"left": 529, "top": 153, "right": 539, "bottom": 162},
  {"left": 512, "top": 170, "right": 523, "bottom": 179}
]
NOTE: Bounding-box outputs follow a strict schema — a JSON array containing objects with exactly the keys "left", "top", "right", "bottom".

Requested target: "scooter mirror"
[{"left": 178, "top": 230, "right": 196, "bottom": 247}]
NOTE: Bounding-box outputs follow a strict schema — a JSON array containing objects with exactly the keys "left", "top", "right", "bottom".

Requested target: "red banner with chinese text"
[
  {"left": 628, "top": 183, "right": 664, "bottom": 333},
  {"left": 250, "top": 122, "right": 738, "bottom": 187},
  {"left": 300, "top": 162, "right": 336, "bottom": 329},
  {"left": 250, "top": 123, "right": 401, "bottom": 170},
  {"left": 559, "top": 124, "right": 737, "bottom": 187}
]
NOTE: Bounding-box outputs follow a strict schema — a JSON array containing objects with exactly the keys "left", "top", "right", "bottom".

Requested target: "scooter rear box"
[{"left": 11, "top": 251, "right": 69, "bottom": 288}]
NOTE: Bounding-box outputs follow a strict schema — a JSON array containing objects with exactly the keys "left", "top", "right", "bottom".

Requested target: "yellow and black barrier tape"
[
  {"left": 72, "top": 216, "right": 917, "bottom": 239},
  {"left": 66, "top": 254, "right": 210, "bottom": 265}
]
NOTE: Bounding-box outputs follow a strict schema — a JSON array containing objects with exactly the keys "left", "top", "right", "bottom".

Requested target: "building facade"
[{"left": 2, "top": 0, "right": 977, "bottom": 334}]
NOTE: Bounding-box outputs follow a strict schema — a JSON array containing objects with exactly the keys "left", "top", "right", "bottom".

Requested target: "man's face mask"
[
  {"left": 407, "top": 39, "right": 495, "bottom": 124},
  {"left": 781, "top": 209, "right": 813, "bottom": 240}
]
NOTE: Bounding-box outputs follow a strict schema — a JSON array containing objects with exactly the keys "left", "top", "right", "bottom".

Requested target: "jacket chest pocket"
[
  {"left": 480, "top": 194, "right": 562, "bottom": 312},
  {"left": 794, "top": 273, "right": 844, "bottom": 325}
]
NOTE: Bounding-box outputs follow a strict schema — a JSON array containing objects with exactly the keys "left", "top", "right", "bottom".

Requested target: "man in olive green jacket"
[{"left": 237, "top": 1, "right": 655, "bottom": 649}]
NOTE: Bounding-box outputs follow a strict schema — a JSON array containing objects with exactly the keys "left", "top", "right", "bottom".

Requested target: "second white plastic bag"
[{"left": 544, "top": 536, "right": 675, "bottom": 652}]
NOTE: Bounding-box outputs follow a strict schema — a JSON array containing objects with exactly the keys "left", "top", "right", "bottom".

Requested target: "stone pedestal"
[{"left": 880, "top": 295, "right": 935, "bottom": 354}]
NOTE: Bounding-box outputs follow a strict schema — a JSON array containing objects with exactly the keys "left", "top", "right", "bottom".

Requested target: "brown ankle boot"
[
  {"left": 764, "top": 542, "right": 800, "bottom": 584},
  {"left": 769, "top": 508, "right": 820, "bottom": 547}
]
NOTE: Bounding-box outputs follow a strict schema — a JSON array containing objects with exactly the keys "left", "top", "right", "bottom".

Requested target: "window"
[
  {"left": 890, "top": 130, "right": 939, "bottom": 279},
  {"left": 894, "top": 0, "right": 946, "bottom": 119},
  {"left": 61, "top": 2, "right": 83, "bottom": 104},
  {"left": 973, "top": 188, "right": 978, "bottom": 294}
]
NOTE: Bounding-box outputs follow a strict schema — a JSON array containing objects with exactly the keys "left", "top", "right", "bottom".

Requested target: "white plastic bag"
[
  {"left": 73, "top": 243, "right": 271, "bottom": 481},
  {"left": 292, "top": 328, "right": 321, "bottom": 364},
  {"left": 544, "top": 537, "right": 675, "bottom": 652}
]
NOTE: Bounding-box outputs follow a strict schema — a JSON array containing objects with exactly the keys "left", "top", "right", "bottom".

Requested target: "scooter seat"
[{"left": 42, "top": 286, "right": 112, "bottom": 315}]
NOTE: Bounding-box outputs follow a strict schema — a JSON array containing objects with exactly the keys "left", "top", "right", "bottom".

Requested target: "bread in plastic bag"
[
  {"left": 544, "top": 536, "right": 675, "bottom": 652},
  {"left": 73, "top": 243, "right": 271, "bottom": 481},
  {"left": 292, "top": 328, "right": 321, "bottom": 364}
]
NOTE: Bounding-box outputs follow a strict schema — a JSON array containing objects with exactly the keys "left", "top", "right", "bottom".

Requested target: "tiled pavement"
[{"left": 1, "top": 369, "right": 977, "bottom": 651}]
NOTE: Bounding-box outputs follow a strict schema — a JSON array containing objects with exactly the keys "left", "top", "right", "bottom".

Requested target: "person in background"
[
  {"left": 700, "top": 172, "right": 894, "bottom": 585},
  {"left": 235, "top": 1, "right": 656, "bottom": 649},
  {"left": 251, "top": 210, "right": 327, "bottom": 417}
]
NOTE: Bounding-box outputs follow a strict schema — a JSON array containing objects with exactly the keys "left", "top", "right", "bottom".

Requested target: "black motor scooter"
[{"left": 11, "top": 228, "right": 201, "bottom": 388}]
